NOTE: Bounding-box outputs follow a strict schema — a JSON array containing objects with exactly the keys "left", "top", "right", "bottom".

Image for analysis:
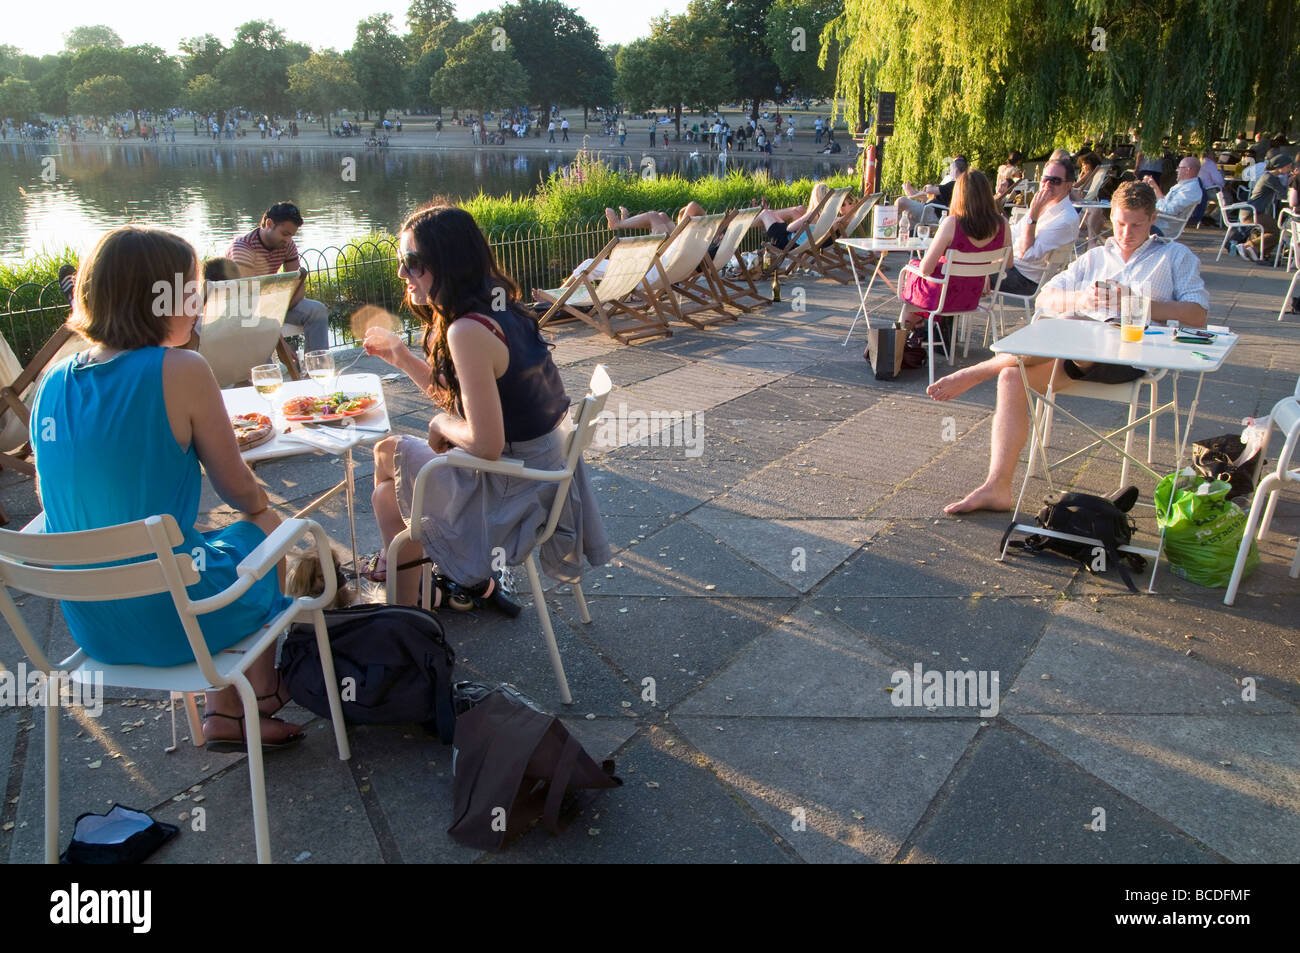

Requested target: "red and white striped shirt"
[{"left": 225, "top": 228, "right": 299, "bottom": 276}]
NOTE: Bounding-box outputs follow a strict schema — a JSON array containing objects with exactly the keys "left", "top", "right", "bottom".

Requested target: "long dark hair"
[
  {"left": 400, "top": 203, "right": 540, "bottom": 413},
  {"left": 951, "top": 169, "right": 1002, "bottom": 242}
]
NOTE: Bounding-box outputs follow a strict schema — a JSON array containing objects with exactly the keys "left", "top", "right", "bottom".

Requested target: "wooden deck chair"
[
  {"left": 693, "top": 207, "right": 767, "bottom": 312},
  {"left": 645, "top": 212, "right": 733, "bottom": 329},
  {"left": 816, "top": 192, "right": 884, "bottom": 283},
  {"left": 197, "top": 271, "right": 299, "bottom": 388},
  {"left": 761, "top": 186, "right": 852, "bottom": 279},
  {"left": 0, "top": 324, "right": 90, "bottom": 483},
  {"left": 536, "top": 235, "right": 670, "bottom": 344}
]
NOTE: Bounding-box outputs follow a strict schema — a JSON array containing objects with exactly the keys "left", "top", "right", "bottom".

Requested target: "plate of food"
[
  {"left": 232, "top": 412, "right": 275, "bottom": 450},
  {"left": 282, "top": 391, "right": 382, "bottom": 422}
]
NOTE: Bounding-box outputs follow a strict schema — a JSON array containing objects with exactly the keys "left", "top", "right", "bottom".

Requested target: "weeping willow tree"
[{"left": 825, "top": 0, "right": 1299, "bottom": 187}]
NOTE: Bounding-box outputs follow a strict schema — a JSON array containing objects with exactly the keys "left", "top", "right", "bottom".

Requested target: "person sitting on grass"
[
  {"left": 924, "top": 181, "right": 1208, "bottom": 515},
  {"left": 32, "top": 227, "right": 308, "bottom": 752}
]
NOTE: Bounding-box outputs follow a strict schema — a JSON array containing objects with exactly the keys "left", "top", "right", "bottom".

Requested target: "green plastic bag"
[{"left": 1153, "top": 469, "right": 1259, "bottom": 588}]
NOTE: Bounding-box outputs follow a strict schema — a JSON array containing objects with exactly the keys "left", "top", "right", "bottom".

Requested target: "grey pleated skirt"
[{"left": 393, "top": 419, "right": 611, "bottom": 586}]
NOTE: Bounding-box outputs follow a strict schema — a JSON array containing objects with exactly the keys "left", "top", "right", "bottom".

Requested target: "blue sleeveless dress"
[{"left": 31, "top": 347, "right": 291, "bottom": 666}]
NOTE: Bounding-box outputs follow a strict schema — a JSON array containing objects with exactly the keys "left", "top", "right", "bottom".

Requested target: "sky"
[{"left": 7, "top": 0, "right": 691, "bottom": 57}]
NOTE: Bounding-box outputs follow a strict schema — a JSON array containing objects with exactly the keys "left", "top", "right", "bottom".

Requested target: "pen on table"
[{"left": 1191, "top": 351, "right": 1212, "bottom": 360}]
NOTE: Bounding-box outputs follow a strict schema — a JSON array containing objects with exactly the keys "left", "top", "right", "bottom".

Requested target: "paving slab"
[
  {"left": 685, "top": 507, "right": 880, "bottom": 593},
  {"left": 676, "top": 714, "right": 980, "bottom": 863},
  {"left": 900, "top": 725, "right": 1222, "bottom": 864},
  {"left": 817, "top": 593, "right": 1053, "bottom": 679},
  {"left": 1002, "top": 599, "right": 1296, "bottom": 715},
  {"left": 1006, "top": 712, "right": 1300, "bottom": 863},
  {"left": 714, "top": 465, "right": 885, "bottom": 518}
]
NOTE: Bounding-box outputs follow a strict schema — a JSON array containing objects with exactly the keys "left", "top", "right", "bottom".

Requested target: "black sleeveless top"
[{"left": 453, "top": 308, "right": 569, "bottom": 444}]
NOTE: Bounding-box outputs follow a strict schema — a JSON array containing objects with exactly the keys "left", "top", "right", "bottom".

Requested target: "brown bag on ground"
[
  {"left": 448, "top": 684, "right": 621, "bottom": 850},
  {"left": 864, "top": 322, "right": 907, "bottom": 380}
]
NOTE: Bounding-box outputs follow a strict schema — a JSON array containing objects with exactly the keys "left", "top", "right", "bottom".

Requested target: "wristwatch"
[{"left": 1027, "top": 218, "right": 1037, "bottom": 225}]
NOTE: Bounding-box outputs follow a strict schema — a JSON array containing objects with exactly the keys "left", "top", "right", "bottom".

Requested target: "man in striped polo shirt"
[{"left": 225, "top": 202, "right": 330, "bottom": 352}]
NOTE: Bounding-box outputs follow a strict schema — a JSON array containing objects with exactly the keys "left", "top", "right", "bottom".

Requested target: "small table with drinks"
[
  {"left": 226, "top": 360, "right": 391, "bottom": 578},
  {"left": 838, "top": 228, "right": 937, "bottom": 344},
  {"left": 992, "top": 301, "right": 1238, "bottom": 591}
]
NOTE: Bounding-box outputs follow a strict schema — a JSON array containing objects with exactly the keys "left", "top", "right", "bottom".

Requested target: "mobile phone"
[{"left": 1175, "top": 329, "right": 1215, "bottom": 343}]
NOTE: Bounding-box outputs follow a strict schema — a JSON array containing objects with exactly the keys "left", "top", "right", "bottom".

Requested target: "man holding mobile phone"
[{"left": 926, "top": 181, "right": 1208, "bottom": 514}]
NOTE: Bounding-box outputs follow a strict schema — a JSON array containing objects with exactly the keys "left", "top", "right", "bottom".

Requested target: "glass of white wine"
[
  {"left": 250, "top": 363, "right": 283, "bottom": 423},
  {"left": 304, "top": 349, "right": 335, "bottom": 395},
  {"left": 916, "top": 224, "right": 931, "bottom": 243}
]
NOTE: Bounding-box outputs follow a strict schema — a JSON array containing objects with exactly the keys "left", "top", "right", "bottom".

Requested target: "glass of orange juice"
[{"left": 1120, "top": 290, "right": 1148, "bottom": 343}]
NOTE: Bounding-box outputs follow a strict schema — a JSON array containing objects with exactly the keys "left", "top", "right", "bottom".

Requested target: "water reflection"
[{"left": 0, "top": 141, "right": 849, "bottom": 262}]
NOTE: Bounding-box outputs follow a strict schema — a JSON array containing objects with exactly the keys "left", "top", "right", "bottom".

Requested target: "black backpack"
[
  {"left": 1000, "top": 486, "right": 1147, "bottom": 592},
  {"left": 278, "top": 604, "right": 457, "bottom": 743}
]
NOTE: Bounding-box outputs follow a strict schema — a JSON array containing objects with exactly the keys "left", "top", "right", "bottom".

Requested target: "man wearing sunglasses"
[{"left": 998, "top": 158, "right": 1080, "bottom": 296}]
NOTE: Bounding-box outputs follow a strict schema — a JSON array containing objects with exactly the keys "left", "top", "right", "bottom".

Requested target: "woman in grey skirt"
[{"left": 362, "top": 204, "right": 610, "bottom": 609}]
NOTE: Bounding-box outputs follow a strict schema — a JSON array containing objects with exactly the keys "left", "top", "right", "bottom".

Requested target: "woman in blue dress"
[{"left": 32, "top": 226, "right": 302, "bottom": 751}]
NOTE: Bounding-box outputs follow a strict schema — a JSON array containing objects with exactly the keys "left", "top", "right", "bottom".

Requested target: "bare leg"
[
  {"left": 928, "top": 352, "right": 1020, "bottom": 402},
  {"left": 944, "top": 358, "right": 1067, "bottom": 514},
  {"left": 756, "top": 205, "right": 807, "bottom": 231},
  {"left": 676, "top": 201, "right": 706, "bottom": 223},
  {"left": 371, "top": 436, "right": 424, "bottom": 605},
  {"left": 606, "top": 207, "right": 674, "bottom": 234}
]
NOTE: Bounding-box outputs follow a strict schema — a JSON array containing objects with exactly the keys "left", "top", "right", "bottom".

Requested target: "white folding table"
[
  {"left": 837, "top": 236, "right": 935, "bottom": 344},
  {"left": 222, "top": 372, "right": 392, "bottom": 576},
  {"left": 992, "top": 318, "right": 1238, "bottom": 591}
]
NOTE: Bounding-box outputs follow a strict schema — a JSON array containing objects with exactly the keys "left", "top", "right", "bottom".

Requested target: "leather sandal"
[
  {"left": 203, "top": 712, "right": 304, "bottom": 753},
  {"left": 257, "top": 670, "right": 292, "bottom": 717}
]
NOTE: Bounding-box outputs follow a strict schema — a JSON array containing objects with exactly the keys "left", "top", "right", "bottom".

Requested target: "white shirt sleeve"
[{"left": 1017, "top": 201, "right": 1079, "bottom": 264}]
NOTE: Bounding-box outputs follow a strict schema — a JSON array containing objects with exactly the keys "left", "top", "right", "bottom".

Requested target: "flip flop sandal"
[{"left": 203, "top": 712, "right": 304, "bottom": 753}]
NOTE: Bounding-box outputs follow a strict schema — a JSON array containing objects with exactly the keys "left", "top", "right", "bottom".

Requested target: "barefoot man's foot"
[
  {"left": 605, "top": 207, "right": 620, "bottom": 230},
  {"left": 944, "top": 483, "right": 1015, "bottom": 515},
  {"left": 927, "top": 365, "right": 989, "bottom": 401}
]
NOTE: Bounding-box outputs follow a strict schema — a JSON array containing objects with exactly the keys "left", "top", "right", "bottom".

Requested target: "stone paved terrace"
[{"left": 1, "top": 228, "right": 1297, "bottom": 864}]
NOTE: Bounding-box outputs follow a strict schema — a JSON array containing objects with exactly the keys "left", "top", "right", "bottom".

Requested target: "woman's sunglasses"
[{"left": 399, "top": 251, "right": 426, "bottom": 278}]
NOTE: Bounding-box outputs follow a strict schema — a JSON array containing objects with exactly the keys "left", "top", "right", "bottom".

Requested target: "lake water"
[{"left": 0, "top": 142, "right": 851, "bottom": 264}]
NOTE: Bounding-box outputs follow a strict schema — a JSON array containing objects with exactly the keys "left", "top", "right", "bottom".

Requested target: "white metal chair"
[
  {"left": 1196, "top": 186, "right": 1224, "bottom": 229},
  {"left": 1280, "top": 222, "right": 1300, "bottom": 322},
  {"left": 0, "top": 515, "right": 350, "bottom": 863},
  {"left": 983, "top": 243, "right": 1075, "bottom": 351},
  {"left": 1224, "top": 388, "right": 1300, "bottom": 605},
  {"left": 1273, "top": 208, "right": 1298, "bottom": 270},
  {"left": 897, "top": 245, "right": 1011, "bottom": 386},
  {"left": 1155, "top": 207, "right": 1195, "bottom": 242},
  {"left": 1216, "top": 203, "right": 1265, "bottom": 261},
  {"left": 196, "top": 271, "right": 298, "bottom": 387},
  {"left": 385, "top": 366, "right": 612, "bottom": 706}
]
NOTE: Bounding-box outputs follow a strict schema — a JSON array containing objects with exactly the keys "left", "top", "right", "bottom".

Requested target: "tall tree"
[
  {"left": 0, "top": 77, "right": 39, "bottom": 122},
  {"left": 183, "top": 74, "right": 231, "bottom": 126},
  {"left": 430, "top": 23, "right": 528, "bottom": 115},
  {"left": 179, "top": 34, "right": 226, "bottom": 82},
  {"left": 288, "top": 50, "right": 360, "bottom": 132},
  {"left": 405, "top": 0, "right": 457, "bottom": 55},
  {"left": 216, "top": 20, "right": 296, "bottom": 116},
  {"left": 349, "top": 14, "right": 408, "bottom": 121},
  {"left": 765, "top": 0, "right": 842, "bottom": 100},
  {"left": 828, "top": 0, "right": 1300, "bottom": 185},
  {"left": 68, "top": 74, "right": 130, "bottom": 119},
  {"left": 615, "top": 11, "right": 733, "bottom": 139},
  {"left": 705, "top": 0, "right": 782, "bottom": 120},
  {"left": 63, "top": 25, "right": 124, "bottom": 53},
  {"left": 497, "top": 0, "right": 606, "bottom": 116},
  {"left": 407, "top": 20, "right": 473, "bottom": 112},
  {"left": 33, "top": 55, "right": 71, "bottom": 116}
]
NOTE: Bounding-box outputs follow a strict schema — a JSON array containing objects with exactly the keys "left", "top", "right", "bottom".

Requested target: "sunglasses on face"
[
  {"left": 1040, "top": 175, "right": 1065, "bottom": 186},
  {"left": 399, "top": 251, "right": 426, "bottom": 278}
]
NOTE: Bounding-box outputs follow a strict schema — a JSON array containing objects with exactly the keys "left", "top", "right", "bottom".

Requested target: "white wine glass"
[
  {"left": 250, "top": 363, "right": 283, "bottom": 423},
  {"left": 304, "top": 349, "right": 335, "bottom": 395},
  {"left": 916, "top": 224, "right": 931, "bottom": 243}
]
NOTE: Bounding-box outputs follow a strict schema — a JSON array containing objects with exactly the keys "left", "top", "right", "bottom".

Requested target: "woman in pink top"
[{"left": 901, "top": 169, "right": 1009, "bottom": 326}]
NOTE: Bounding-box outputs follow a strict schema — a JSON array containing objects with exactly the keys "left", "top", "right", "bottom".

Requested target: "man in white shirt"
[
  {"left": 927, "top": 181, "right": 1208, "bottom": 514},
  {"left": 997, "top": 158, "right": 1081, "bottom": 295},
  {"left": 1145, "top": 155, "right": 1203, "bottom": 224},
  {"left": 1191, "top": 151, "right": 1227, "bottom": 225}
]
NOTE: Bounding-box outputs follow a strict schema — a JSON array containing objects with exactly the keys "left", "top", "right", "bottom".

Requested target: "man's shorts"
[{"left": 1062, "top": 360, "right": 1146, "bottom": 384}]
